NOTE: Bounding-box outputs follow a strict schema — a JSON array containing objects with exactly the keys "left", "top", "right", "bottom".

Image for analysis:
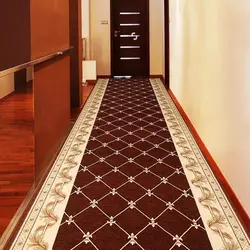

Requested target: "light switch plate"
[{"left": 101, "top": 20, "right": 108, "bottom": 25}]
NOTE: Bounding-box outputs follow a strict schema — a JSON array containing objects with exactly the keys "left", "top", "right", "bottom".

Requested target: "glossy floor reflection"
[{"left": 0, "top": 91, "right": 34, "bottom": 236}]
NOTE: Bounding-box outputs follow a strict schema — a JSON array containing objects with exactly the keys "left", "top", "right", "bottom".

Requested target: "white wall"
[
  {"left": 90, "top": 0, "right": 164, "bottom": 76},
  {"left": 90, "top": 0, "right": 111, "bottom": 75},
  {"left": 149, "top": 0, "right": 164, "bottom": 76},
  {"left": 82, "top": 0, "right": 90, "bottom": 59},
  {"left": 0, "top": 74, "right": 14, "bottom": 99},
  {"left": 170, "top": 0, "right": 250, "bottom": 214},
  {"left": 82, "top": 0, "right": 90, "bottom": 38}
]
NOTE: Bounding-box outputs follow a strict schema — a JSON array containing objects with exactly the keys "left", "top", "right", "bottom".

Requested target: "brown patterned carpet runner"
[{"left": 52, "top": 79, "right": 213, "bottom": 249}]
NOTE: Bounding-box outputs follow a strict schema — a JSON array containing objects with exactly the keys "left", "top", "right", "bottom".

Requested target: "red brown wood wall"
[
  {"left": 30, "top": 0, "right": 71, "bottom": 178},
  {"left": 0, "top": 1, "right": 31, "bottom": 71}
]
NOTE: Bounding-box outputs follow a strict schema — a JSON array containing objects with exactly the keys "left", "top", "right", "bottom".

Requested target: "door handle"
[{"left": 114, "top": 30, "right": 120, "bottom": 37}]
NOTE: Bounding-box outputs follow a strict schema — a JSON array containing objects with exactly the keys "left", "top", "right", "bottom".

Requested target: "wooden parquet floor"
[{"left": 0, "top": 82, "right": 95, "bottom": 236}]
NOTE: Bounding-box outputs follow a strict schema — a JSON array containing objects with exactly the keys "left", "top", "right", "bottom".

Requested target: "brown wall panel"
[
  {"left": 30, "top": 0, "right": 70, "bottom": 60},
  {"left": 34, "top": 56, "right": 70, "bottom": 177},
  {"left": 0, "top": 1, "right": 31, "bottom": 71}
]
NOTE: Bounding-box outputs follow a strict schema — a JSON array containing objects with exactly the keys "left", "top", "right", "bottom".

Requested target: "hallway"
[
  {"left": 1, "top": 0, "right": 250, "bottom": 249},
  {"left": 8, "top": 79, "right": 249, "bottom": 250}
]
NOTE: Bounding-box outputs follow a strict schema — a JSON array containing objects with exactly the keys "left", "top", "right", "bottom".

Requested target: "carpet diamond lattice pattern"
[{"left": 53, "top": 79, "right": 213, "bottom": 250}]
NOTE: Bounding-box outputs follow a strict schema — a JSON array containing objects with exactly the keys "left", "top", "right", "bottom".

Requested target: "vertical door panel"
[
  {"left": 70, "top": 0, "right": 83, "bottom": 109},
  {"left": 164, "top": 0, "right": 170, "bottom": 88}
]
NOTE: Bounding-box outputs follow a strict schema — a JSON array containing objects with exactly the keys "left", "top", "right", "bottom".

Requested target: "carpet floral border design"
[
  {"left": 150, "top": 78, "right": 250, "bottom": 250},
  {"left": 10, "top": 79, "right": 109, "bottom": 250}
]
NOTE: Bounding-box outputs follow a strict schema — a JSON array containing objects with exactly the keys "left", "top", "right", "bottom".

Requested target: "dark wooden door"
[{"left": 111, "top": 0, "right": 149, "bottom": 77}]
